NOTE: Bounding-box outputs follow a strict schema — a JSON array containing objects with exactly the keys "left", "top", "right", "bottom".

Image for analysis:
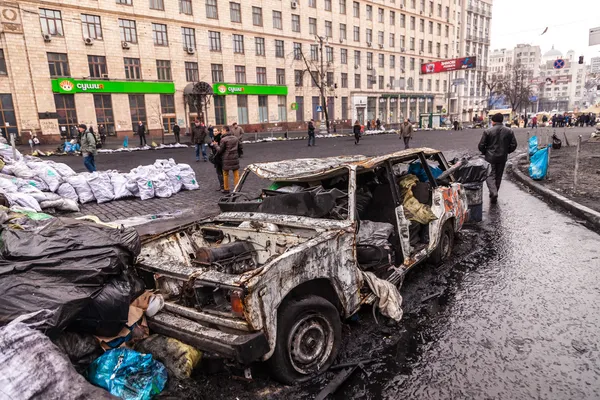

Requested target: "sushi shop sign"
[{"left": 51, "top": 78, "right": 175, "bottom": 94}]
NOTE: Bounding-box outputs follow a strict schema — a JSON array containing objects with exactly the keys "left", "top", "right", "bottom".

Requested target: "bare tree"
[
  {"left": 482, "top": 73, "right": 503, "bottom": 111},
  {"left": 148, "top": 99, "right": 163, "bottom": 144},
  {"left": 497, "top": 61, "right": 534, "bottom": 113}
]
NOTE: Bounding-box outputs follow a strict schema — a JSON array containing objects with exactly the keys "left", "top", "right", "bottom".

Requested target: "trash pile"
[
  {"left": 0, "top": 209, "right": 201, "bottom": 399},
  {"left": 35, "top": 141, "right": 189, "bottom": 157},
  {"left": 0, "top": 143, "right": 199, "bottom": 213}
]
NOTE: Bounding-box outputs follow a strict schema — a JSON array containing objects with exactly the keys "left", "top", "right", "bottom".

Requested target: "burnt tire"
[
  {"left": 267, "top": 295, "right": 342, "bottom": 385},
  {"left": 431, "top": 221, "right": 455, "bottom": 265}
]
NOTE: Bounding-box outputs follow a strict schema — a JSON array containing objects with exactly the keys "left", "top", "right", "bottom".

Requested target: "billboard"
[
  {"left": 591, "top": 57, "right": 600, "bottom": 74},
  {"left": 590, "top": 27, "right": 600, "bottom": 46},
  {"left": 421, "top": 57, "right": 477, "bottom": 74}
]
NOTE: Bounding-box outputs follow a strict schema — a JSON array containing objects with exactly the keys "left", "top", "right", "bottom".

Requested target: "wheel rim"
[
  {"left": 441, "top": 231, "right": 451, "bottom": 260},
  {"left": 287, "top": 314, "right": 335, "bottom": 375}
]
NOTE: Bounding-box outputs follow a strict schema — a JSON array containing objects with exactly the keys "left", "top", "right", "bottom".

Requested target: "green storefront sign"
[
  {"left": 213, "top": 83, "right": 288, "bottom": 96},
  {"left": 51, "top": 78, "right": 175, "bottom": 94}
]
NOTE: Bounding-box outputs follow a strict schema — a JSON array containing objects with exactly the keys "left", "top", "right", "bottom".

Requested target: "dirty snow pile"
[
  {"left": 98, "top": 143, "right": 189, "bottom": 154},
  {"left": 0, "top": 144, "right": 199, "bottom": 213}
]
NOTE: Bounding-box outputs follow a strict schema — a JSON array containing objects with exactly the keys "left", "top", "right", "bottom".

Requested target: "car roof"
[{"left": 247, "top": 147, "right": 442, "bottom": 181}]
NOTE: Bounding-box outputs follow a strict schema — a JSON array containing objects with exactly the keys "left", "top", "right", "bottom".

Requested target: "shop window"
[
  {"left": 88, "top": 55, "right": 107, "bottom": 78},
  {"left": 182, "top": 27, "right": 196, "bottom": 49},
  {"left": 81, "top": 14, "right": 102, "bottom": 40},
  {"left": 119, "top": 19, "right": 137, "bottom": 43},
  {"left": 206, "top": 0, "right": 218, "bottom": 19},
  {"left": 54, "top": 94, "right": 77, "bottom": 138},
  {"left": 211, "top": 64, "right": 224, "bottom": 83},
  {"left": 180, "top": 0, "right": 192, "bottom": 15},
  {"left": 152, "top": 23, "right": 168, "bottom": 46},
  {"left": 47, "top": 53, "right": 70, "bottom": 77},
  {"left": 93, "top": 94, "right": 115, "bottom": 136},
  {"left": 39, "top": 9, "right": 63, "bottom": 36},
  {"left": 156, "top": 60, "right": 172, "bottom": 81},
  {"left": 186, "top": 62, "right": 199, "bottom": 82},
  {"left": 124, "top": 57, "right": 141, "bottom": 80},
  {"left": 295, "top": 96, "right": 304, "bottom": 122},
  {"left": 0, "top": 50, "right": 6, "bottom": 75},
  {"left": 237, "top": 95, "right": 248, "bottom": 124},
  {"left": 214, "top": 96, "right": 226, "bottom": 125},
  {"left": 129, "top": 94, "right": 147, "bottom": 131},
  {"left": 258, "top": 96, "right": 268, "bottom": 122},
  {"left": 277, "top": 96, "right": 287, "bottom": 122}
]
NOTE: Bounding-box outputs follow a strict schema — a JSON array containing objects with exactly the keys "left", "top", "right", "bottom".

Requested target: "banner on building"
[
  {"left": 52, "top": 78, "right": 175, "bottom": 94},
  {"left": 420, "top": 57, "right": 477, "bottom": 74},
  {"left": 530, "top": 75, "right": 572, "bottom": 85}
]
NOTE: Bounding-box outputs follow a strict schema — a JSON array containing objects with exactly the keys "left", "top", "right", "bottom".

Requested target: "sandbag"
[
  {"left": 165, "top": 165, "right": 183, "bottom": 193},
  {"left": 132, "top": 167, "right": 155, "bottom": 200},
  {"left": 135, "top": 334, "right": 202, "bottom": 379},
  {"left": 179, "top": 164, "right": 199, "bottom": 190},
  {"left": 27, "top": 162, "right": 62, "bottom": 192},
  {"left": 49, "top": 161, "right": 77, "bottom": 178},
  {"left": 67, "top": 174, "right": 96, "bottom": 203},
  {"left": 153, "top": 172, "right": 173, "bottom": 198},
  {"left": 40, "top": 197, "right": 80, "bottom": 212},
  {"left": 58, "top": 182, "right": 79, "bottom": 203},
  {"left": 529, "top": 145, "right": 549, "bottom": 180},
  {"left": 87, "top": 172, "right": 115, "bottom": 204},
  {"left": 109, "top": 172, "right": 134, "bottom": 199},
  {"left": 125, "top": 173, "right": 140, "bottom": 197},
  {"left": 0, "top": 320, "right": 116, "bottom": 400},
  {"left": 5, "top": 192, "right": 41, "bottom": 212},
  {"left": 87, "top": 348, "right": 168, "bottom": 400},
  {"left": 0, "top": 176, "right": 18, "bottom": 193},
  {"left": 11, "top": 162, "right": 37, "bottom": 180},
  {"left": 0, "top": 143, "right": 22, "bottom": 161}
]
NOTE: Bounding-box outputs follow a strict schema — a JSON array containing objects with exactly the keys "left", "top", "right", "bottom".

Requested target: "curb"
[{"left": 508, "top": 155, "right": 600, "bottom": 231}]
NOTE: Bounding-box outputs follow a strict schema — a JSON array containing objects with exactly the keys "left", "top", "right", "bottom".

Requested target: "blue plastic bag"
[
  {"left": 529, "top": 145, "right": 549, "bottom": 180},
  {"left": 87, "top": 348, "right": 167, "bottom": 400},
  {"left": 529, "top": 135, "right": 538, "bottom": 156},
  {"left": 123, "top": 136, "right": 129, "bottom": 148},
  {"left": 408, "top": 161, "right": 443, "bottom": 182}
]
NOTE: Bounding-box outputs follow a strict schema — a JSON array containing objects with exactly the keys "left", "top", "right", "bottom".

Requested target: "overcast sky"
[{"left": 490, "top": 0, "right": 600, "bottom": 61}]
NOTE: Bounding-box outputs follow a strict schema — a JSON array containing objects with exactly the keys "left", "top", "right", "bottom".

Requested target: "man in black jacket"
[
  {"left": 137, "top": 121, "right": 147, "bottom": 147},
  {"left": 478, "top": 113, "right": 517, "bottom": 204}
]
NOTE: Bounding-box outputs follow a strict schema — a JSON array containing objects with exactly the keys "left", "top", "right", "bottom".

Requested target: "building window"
[
  {"left": 419, "top": 78, "right": 423, "bottom": 91},
  {"left": 400, "top": 13, "right": 405, "bottom": 28},
  {"left": 311, "top": 71, "right": 319, "bottom": 87},
  {"left": 152, "top": 23, "right": 168, "bottom": 46},
  {"left": 119, "top": 19, "right": 137, "bottom": 43},
  {"left": 378, "top": 31, "right": 384, "bottom": 45},
  {"left": 341, "top": 96, "right": 348, "bottom": 120},
  {"left": 341, "top": 73, "right": 348, "bottom": 88},
  {"left": 295, "top": 70, "right": 303, "bottom": 86},
  {"left": 209, "top": 31, "right": 221, "bottom": 51},
  {"left": 326, "top": 46, "right": 334, "bottom": 62},
  {"left": 214, "top": 96, "right": 226, "bottom": 125},
  {"left": 81, "top": 14, "right": 102, "bottom": 40},
  {"left": 161, "top": 94, "right": 176, "bottom": 133},
  {"left": 353, "top": 1, "right": 359, "bottom": 17},
  {"left": 94, "top": 94, "right": 115, "bottom": 136},
  {"left": 366, "top": 5, "right": 372, "bottom": 20},
  {"left": 389, "top": 76, "right": 395, "bottom": 89},
  {"left": 437, "top": 3, "right": 442, "bottom": 17},
  {"left": 206, "top": 0, "right": 218, "bottom": 19},
  {"left": 47, "top": 53, "right": 70, "bottom": 77},
  {"left": 295, "top": 96, "right": 304, "bottom": 121},
  {"left": 378, "top": 8, "right": 384, "bottom": 23},
  {"left": 427, "top": 79, "right": 432, "bottom": 91},
  {"left": 420, "top": 19, "right": 424, "bottom": 33},
  {"left": 353, "top": 26, "right": 359, "bottom": 42},
  {"left": 410, "top": 37, "right": 415, "bottom": 50},
  {"left": 410, "top": 57, "right": 415, "bottom": 70},
  {"left": 230, "top": 2, "right": 241, "bottom": 23},
  {"left": 309, "top": 0, "right": 316, "bottom": 7},
  {"left": 292, "top": 14, "right": 301, "bottom": 32},
  {"left": 366, "top": 29, "right": 372, "bottom": 43},
  {"left": 156, "top": 60, "right": 171, "bottom": 81},
  {"left": 327, "top": 72, "right": 334, "bottom": 86},
  {"left": 400, "top": 56, "right": 405, "bottom": 70},
  {"left": 39, "top": 9, "right": 63, "bottom": 36},
  {"left": 309, "top": 18, "right": 317, "bottom": 35},
  {"left": 149, "top": 0, "right": 164, "bottom": 10},
  {"left": 182, "top": 27, "right": 196, "bottom": 49},
  {"left": 378, "top": 54, "right": 384, "bottom": 68},
  {"left": 211, "top": 64, "right": 224, "bottom": 82},
  {"left": 390, "top": 55, "right": 396, "bottom": 68},
  {"left": 252, "top": 7, "right": 263, "bottom": 26},
  {"left": 54, "top": 94, "right": 77, "bottom": 135},
  {"left": 179, "top": 0, "right": 192, "bottom": 14},
  {"left": 273, "top": 11, "right": 282, "bottom": 29},
  {"left": 256, "top": 67, "right": 267, "bottom": 84},
  {"left": 276, "top": 69, "right": 285, "bottom": 85},
  {"left": 275, "top": 40, "right": 285, "bottom": 58},
  {"left": 293, "top": 42, "right": 302, "bottom": 60},
  {"left": 116, "top": 0, "right": 132, "bottom": 4},
  {"left": 237, "top": 96, "right": 249, "bottom": 124},
  {"left": 428, "top": 40, "right": 432, "bottom": 54},
  {"left": 419, "top": 39, "right": 424, "bottom": 52},
  {"left": 88, "top": 55, "right": 107, "bottom": 78},
  {"left": 445, "top": 25, "right": 449, "bottom": 38},
  {"left": 354, "top": 74, "right": 361, "bottom": 89},
  {"left": 124, "top": 57, "right": 141, "bottom": 80},
  {"left": 258, "top": 96, "right": 268, "bottom": 122},
  {"left": 379, "top": 76, "right": 384, "bottom": 90},
  {"left": 340, "top": 24, "right": 347, "bottom": 40},
  {"left": 0, "top": 50, "right": 7, "bottom": 75},
  {"left": 340, "top": 48, "right": 347, "bottom": 64},
  {"left": 256, "top": 37, "right": 265, "bottom": 56},
  {"left": 325, "top": 21, "right": 332, "bottom": 38},
  {"left": 410, "top": 16, "right": 415, "bottom": 30},
  {"left": 277, "top": 96, "right": 287, "bottom": 122},
  {"left": 233, "top": 34, "right": 244, "bottom": 54},
  {"left": 367, "top": 75, "right": 373, "bottom": 89},
  {"left": 390, "top": 11, "right": 396, "bottom": 25},
  {"left": 437, "top": 23, "right": 442, "bottom": 36},
  {"left": 310, "top": 45, "right": 319, "bottom": 61},
  {"left": 235, "top": 65, "right": 246, "bottom": 83},
  {"left": 390, "top": 33, "right": 395, "bottom": 47},
  {"left": 185, "top": 62, "right": 199, "bottom": 82},
  {"left": 339, "top": 0, "right": 346, "bottom": 14},
  {"left": 325, "top": 0, "right": 332, "bottom": 11},
  {"left": 129, "top": 94, "right": 146, "bottom": 129},
  {"left": 354, "top": 50, "right": 361, "bottom": 65}
]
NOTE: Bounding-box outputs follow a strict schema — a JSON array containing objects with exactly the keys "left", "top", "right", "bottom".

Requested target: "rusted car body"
[{"left": 135, "top": 148, "right": 468, "bottom": 383}]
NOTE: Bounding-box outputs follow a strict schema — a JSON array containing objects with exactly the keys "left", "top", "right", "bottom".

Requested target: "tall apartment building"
[
  {"left": 0, "top": 0, "right": 460, "bottom": 143},
  {"left": 448, "top": 0, "right": 492, "bottom": 122},
  {"left": 489, "top": 48, "right": 513, "bottom": 76}
]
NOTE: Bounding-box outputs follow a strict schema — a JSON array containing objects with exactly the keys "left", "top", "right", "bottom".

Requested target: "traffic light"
[{"left": 579, "top": 56, "right": 584, "bottom": 64}]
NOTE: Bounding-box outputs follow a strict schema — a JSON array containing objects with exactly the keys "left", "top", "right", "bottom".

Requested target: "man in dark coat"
[
  {"left": 307, "top": 119, "right": 316, "bottom": 147},
  {"left": 137, "top": 121, "right": 147, "bottom": 147},
  {"left": 478, "top": 113, "right": 517, "bottom": 204},
  {"left": 173, "top": 123, "right": 181, "bottom": 144},
  {"left": 191, "top": 120, "right": 208, "bottom": 162},
  {"left": 215, "top": 131, "right": 240, "bottom": 193},
  {"left": 208, "top": 129, "right": 224, "bottom": 191}
]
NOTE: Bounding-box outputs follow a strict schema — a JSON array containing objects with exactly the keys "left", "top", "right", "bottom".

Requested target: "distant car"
[{"left": 135, "top": 148, "right": 469, "bottom": 384}]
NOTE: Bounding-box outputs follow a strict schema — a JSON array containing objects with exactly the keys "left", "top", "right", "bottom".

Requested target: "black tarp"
[{"left": 0, "top": 217, "right": 141, "bottom": 336}]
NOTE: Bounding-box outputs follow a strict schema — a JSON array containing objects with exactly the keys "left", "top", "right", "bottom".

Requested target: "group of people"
[{"left": 551, "top": 113, "right": 597, "bottom": 128}]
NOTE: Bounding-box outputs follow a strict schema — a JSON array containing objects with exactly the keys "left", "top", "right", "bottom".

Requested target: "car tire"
[
  {"left": 267, "top": 295, "right": 342, "bottom": 385},
  {"left": 431, "top": 221, "right": 454, "bottom": 265}
]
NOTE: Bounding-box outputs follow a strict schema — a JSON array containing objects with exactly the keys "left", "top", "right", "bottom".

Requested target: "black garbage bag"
[
  {"left": 452, "top": 158, "right": 491, "bottom": 183},
  {"left": 53, "top": 331, "right": 105, "bottom": 373},
  {"left": 0, "top": 217, "right": 141, "bottom": 336}
]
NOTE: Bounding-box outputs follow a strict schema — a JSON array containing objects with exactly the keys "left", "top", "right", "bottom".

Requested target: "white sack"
[
  {"left": 178, "top": 164, "right": 199, "bottom": 190},
  {"left": 86, "top": 172, "right": 115, "bottom": 204},
  {"left": 57, "top": 182, "right": 79, "bottom": 203},
  {"left": 153, "top": 172, "right": 172, "bottom": 198},
  {"left": 66, "top": 175, "right": 95, "bottom": 203},
  {"left": 109, "top": 172, "right": 133, "bottom": 200},
  {"left": 5, "top": 192, "right": 41, "bottom": 212}
]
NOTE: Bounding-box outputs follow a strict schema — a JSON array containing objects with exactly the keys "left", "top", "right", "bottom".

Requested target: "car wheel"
[
  {"left": 431, "top": 221, "right": 454, "bottom": 265},
  {"left": 267, "top": 295, "right": 342, "bottom": 385}
]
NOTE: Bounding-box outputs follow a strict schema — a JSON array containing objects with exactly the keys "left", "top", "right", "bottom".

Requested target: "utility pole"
[{"left": 316, "top": 35, "right": 329, "bottom": 134}]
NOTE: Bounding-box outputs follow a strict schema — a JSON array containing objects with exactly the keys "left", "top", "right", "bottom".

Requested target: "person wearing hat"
[
  {"left": 78, "top": 124, "right": 97, "bottom": 172},
  {"left": 478, "top": 113, "right": 517, "bottom": 204}
]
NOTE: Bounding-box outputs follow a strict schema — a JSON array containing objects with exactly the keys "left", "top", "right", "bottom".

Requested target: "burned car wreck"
[{"left": 135, "top": 148, "right": 469, "bottom": 384}]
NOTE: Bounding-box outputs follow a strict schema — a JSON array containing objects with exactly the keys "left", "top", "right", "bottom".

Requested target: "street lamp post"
[{"left": 316, "top": 35, "right": 329, "bottom": 135}]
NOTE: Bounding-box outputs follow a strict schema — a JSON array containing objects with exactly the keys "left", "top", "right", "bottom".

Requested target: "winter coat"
[
  {"left": 137, "top": 124, "right": 146, "bottom": 136},
  {"left": 230, "top": 125, "right": 244, "bottom": 139},
  {"left": 191, "top": 124, "right": 208, "bottom": 144},
  {"left": 478, "top": 124, "right": 517, "bottom": 164},
  {"left": 80, "top": 130, "right": 97, "bottom": 156},
  {"left": 353, "top": 124, "right": 361, "bottom": 136},
  {"left": 173, "top": 125, "right": 181, "bottom": 135},
  {"left": 308, "top": 122, "right": 316, "bottom": 135},
  {"left": 400, "top": 123, "right": 414, "bottom": 138},
  {"left": 216, "top": 133, "right": 240, "bottom": 171}
]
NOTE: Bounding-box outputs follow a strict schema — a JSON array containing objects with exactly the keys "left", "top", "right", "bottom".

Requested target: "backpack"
[{"left": 88, "top": 131, "right": 102, "bottom": 149}]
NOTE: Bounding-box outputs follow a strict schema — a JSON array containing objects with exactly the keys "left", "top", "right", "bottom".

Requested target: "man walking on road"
[
  {"left": 531, "top": 116, "right": 538, "bottom": 129},
  {"left": 192, "top": 120, "right": 208, "bottom": 162},
  {"left": 78, "top": 124, "right": 97, "bottom": 172},
  {"left": 478, "top": 113, "right": 517, "bottom": 204},
  {"left": 400, "top": 118, "right": 414, "bottom": 149},
  {"left": 231, "top": 122, "right": 244, "bottom": 139},
  {"left": 137, "top": 121, "right": 147, "bottom": 147},
  {"left": 307, "top": 119, "right": 316, "bottom": 147}
]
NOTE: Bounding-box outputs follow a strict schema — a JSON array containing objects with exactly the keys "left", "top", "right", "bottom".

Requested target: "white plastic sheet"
[
  {"left": 86, "top": 172, "right": 115, "bottom": 204},
  {"left": 67, "top": 175, "right": 96, "bottom": 203}
]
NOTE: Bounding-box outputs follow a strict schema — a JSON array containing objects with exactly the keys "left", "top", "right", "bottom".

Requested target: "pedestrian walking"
[
  {"left": 191, "top": 120, "right": 208, "bottom": 162},
  {"left": 307, "top": 119, "right": 316, "bottom": 147},
  {"left": 173, "top": 123, "right": 180, "bottom": 144},
  {"left": 523, "top": 115, "right": 528, "bottom": 128},
  {"left": 400, "top": 118, "right": 414, "bottom": 149},
  {"left": 78, "top": 124, "right": 97, "bottom": 172},
  {"left": 209, "top": 129, "right": 224, "bottom": 191},
  {"left": 230, "top": 122, "right": 244, "bottom": 139},
  {"left": 353, "top": 120, "right": 362, "bottom": 144},
  {"left": 99, "top": 124, "right": 107, "bottom": 145},
  {"left": 478, "top": 113, "right": 517, "bottom": 204},
  {"left": 453, "top": 119, "right": 460, "bottom": 131},
  {"left": 531, "top": 116, "right": 538, "bottom": 129},
  {"left": 376, "top": 118, "right": 381, "bottom": 130},
  {"left": 215, "top": 129, "right": 240, "bottom": 194},
  {"left": 137, "top": 121, "right": 147, "bottom": 147}
]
